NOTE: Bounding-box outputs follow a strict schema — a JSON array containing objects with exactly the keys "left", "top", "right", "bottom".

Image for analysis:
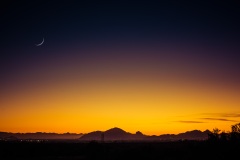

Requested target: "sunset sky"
[{"left": 1, "top": 1, "right": 240, "bottom": 135}]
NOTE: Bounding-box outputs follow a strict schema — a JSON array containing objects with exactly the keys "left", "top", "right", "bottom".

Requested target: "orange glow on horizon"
[{"left": 1, "top": 49, "right": 240, "bottom": 135}]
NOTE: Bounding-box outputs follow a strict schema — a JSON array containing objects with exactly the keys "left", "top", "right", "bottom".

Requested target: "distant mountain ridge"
[
  {"left": 0, "top": 132, "right": 83, "bottom": 140},
  {"left": 80, "top": 127, "right": 211, "bottom": 141},
  {"left": 0, "top": 128, "right": 211, "bottom": 141}
]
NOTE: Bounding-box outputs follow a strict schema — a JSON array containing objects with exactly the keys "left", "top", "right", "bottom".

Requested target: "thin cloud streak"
[
  {"left": 177, "top": 121, "right": 205, "bottom": 124},
  {"left": 200, "top": 118, "right": 238, "bottom": 122},
  {"left": 200, "top": 112, "right": 240, "bottom": 118},
  {"left": 221, "top": 113, "right": 240, "bottom": 118}
]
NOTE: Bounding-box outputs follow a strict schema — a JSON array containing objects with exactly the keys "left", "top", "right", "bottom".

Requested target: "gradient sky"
[{"left": 1, "top": 1, "right": 240, "bottom": 135}]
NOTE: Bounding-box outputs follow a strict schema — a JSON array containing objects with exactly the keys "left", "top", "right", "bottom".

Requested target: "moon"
[{"left": 36, "top": 38, "right": 44, "bottom": 46}]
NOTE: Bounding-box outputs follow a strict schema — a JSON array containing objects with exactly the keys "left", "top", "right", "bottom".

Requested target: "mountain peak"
[{"left": 105, "top": 127, "right": 127, "bottom": 134}]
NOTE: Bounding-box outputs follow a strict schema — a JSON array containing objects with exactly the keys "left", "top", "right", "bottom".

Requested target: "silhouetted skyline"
[{"left": 0, "top": 127, "right": 210, "bottom": 141}]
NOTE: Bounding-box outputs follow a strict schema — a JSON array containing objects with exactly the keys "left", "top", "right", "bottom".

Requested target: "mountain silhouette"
[
  {"left": 79, "top": 128, "right": 210, "bottom": 141},
  {"left": 78, "top": 131, "right": 103, "bottom": 141},
  {"left": 155, "top": 129, "right": 211, "bottom": 140},
  {"left": 80, "top": 127, "right": 146, "bottom": 141},
  {"left": 176, "top": 130, "right": 211, "bottom": 140},
  {"left": 0, "top": 132, "right": 83, "bottom": 140},
  {"left": 105, "top": 127, "right": 127, "bottom": 135},
  {"left": 0, "top": 128, "right": 210, "bottom": 141}
]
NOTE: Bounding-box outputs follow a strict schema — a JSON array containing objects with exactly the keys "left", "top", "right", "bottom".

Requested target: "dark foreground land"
[{"left": 0, "top": 140, "right": 240, "bottom": 160}]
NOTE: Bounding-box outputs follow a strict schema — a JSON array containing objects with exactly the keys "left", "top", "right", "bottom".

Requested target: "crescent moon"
[{"left": 36, "top": 38, "right": 44, "bottom": 46}]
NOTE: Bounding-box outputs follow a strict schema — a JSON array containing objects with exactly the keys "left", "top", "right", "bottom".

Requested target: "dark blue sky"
[
  {"left": 2, "top": 1, "right": 240, "bottom": 47},
  {"left": 1, "top": 0, "right": 240, "bottom": 88}
]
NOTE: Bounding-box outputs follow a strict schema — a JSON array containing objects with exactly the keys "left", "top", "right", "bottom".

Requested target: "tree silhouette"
[
  {"left": 230, "top": 123, "right": 240, "bottom": 141},
  {"left": 231, "top": 123, "right": 240, "bottom": 133},
  {"left": 207, "top": 123, "right": 240, "bottom": 142},
  {"left": 219, "top": 131, "right": 228, "bottom": 142},
  {"left": 208, "top": 128, "right": 221, "bottom": 141}
]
